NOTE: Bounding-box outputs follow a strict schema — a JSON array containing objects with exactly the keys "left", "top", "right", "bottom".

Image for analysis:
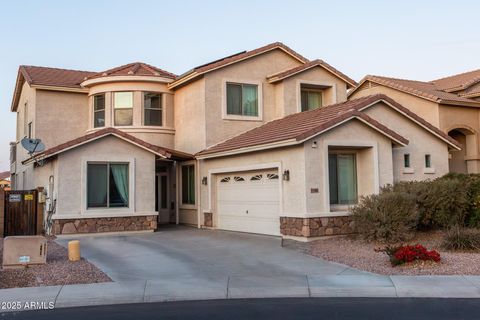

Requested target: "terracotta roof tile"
[
  {"left": 169, "top": 42, "right": 309, "bottom": 89},
  {"left": 197, "top": 95, "right": 410, "bottom": 157},
  {"left": 0, "top": 171, "right": 10, "bottom": 180},
  {"left": 20, "top": 65, "right": 95, "bottom": 88},
  {"left": 356, "top": 75, "right": 480, "bottom": 106},
  {"left": 86, "top": 62, "right": 177, "bottom": 80},
  {"left": 431, "top": 69, "right": 480, "bottom": 91},
  {"left": 36, "top": 127, "right": 192, "bottom": 161},
  {"left": 267, "top": 59, "right": 357, "bottom": 88}
]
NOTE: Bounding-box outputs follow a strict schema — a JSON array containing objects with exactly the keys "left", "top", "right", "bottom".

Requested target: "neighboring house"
[
  {"left": 8, "top": 42, "right": 459, "bottom": 240},
  {"left": 349, "top": 70, "right": 480, "bottom": 174},
  {"left": 0, "top": 171, "right": 10, "bottom": 190}
]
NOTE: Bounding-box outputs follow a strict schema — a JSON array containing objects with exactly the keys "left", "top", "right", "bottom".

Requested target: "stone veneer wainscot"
[
  {"left": 53, "top": 215, "right": 157, "bottom": 235},
  {"left": 280, "top": 216, "right": 355, "bottom": 238}
]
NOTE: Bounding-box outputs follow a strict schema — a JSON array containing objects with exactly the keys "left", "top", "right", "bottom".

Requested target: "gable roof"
[
  {"left": 168, "top": 42, "right": 309, "bottom": 89},
  {"left": 350, "top": 75, "right": 480, "bottom": 107},
  {"left": 197, "top": 95, "right": 410, "bottom": 158},
  {"left": 431, "top": 69, "right": 480, "bottom": 92},
  {"left": 11, "top": 65, "right": 96, "bottom": 111},
  {"left": 267, "top": 59, "right": 357, "bottom": 88},
  {"left": 197, "top": 94, "right": 461, "bottom": 158},
  {"left": 26, "top": 127, "right": 193, "bottom": 164},
  {"left": 84, "top": 62, "right": 177, "bottom": 82}
]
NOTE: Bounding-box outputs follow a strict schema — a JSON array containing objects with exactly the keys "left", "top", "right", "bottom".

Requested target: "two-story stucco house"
[
  {"left": 349, "top": 70, "right": 480, "bottom": 174},
  {"left": 9, "top": 42, "right": 460, "bottom": 240}
]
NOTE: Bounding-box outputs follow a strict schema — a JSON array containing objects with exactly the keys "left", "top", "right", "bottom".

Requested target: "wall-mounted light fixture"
[
  {"left": 202, "top": 177, "right": 208, "bottom": 185},
  {"left": 283, "top": 170, "right": 290, "bottom": 181},
  {"left": 312, "top": 141, "right": 317, "bottom": 148}
]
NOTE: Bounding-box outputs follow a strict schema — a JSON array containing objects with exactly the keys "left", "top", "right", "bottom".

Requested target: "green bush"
[
  {"left": 352, "top": 189, "right": 418, "bottom": 243},
  {"left": 443, "top": 227, "right": 480, "bottom": 251}
]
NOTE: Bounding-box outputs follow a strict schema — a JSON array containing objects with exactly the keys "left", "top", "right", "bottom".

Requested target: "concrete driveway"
[{"left": 57, "top": 226, "right": 364, "bottom": 282}]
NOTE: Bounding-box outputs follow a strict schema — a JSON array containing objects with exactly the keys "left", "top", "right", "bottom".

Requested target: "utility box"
[{"left": 2, "top": 236, "right": 47, "bottom": 269}]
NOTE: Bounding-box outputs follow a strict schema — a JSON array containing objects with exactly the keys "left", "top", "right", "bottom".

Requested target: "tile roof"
[
  {"left": 430, "top": 69, "right": 480, "bottom": 92},
  {"left": 19, "top": 65, "right": 96, "bottom": 88},
  {"left": 197, "top": 95, "right": 411, "bottom": 157},
  {"left": 34, "top": 127, "right": 193, "bottom": 162},
  {"left": 267, "top": 59, "right": 357, "bottom": 88},
  {"left": 85, "top": 62, "right": 177, "bottom": 81},
  {"left": 169, "top": 42, "right": 309, "bottom": 89},
  {"left": 0, "top": 171, "right": 10, "bottom": 180},
  {"left": 353, "top": 75, "right": 480, "bottom": 106}
]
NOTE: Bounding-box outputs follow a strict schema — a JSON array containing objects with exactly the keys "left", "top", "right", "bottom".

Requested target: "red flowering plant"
[{"left": 378, "top": 244, "right": 441, "bottom": 266}]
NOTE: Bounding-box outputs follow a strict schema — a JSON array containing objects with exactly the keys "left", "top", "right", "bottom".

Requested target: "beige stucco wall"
[
  {"left": 350, "top": 84, "right": 441, "bottom": 127},
  {"left": 363, "top": 102, "right": 450, "bottom": 181},
  {"left": 203, "top": 49, "right": 303, "bottom": 150},
  {"left": 174, "top": 78, "right": 206, "bottom": 154},
  {"left": 280, "top": 67, "right": 348, "bottom": 116},
  {"left": 304, "top": 119, "right": 394, "bottom": 214},
  {"left": 49, "top": 136, "right": 156, "bottom": 219},
  {"left": 199, "top": 145, "right": 305, "bottom": 226}
]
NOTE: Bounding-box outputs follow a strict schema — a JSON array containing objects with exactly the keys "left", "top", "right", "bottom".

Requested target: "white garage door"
[{"left": 216, "top": 169, "right": 280, "bottom": 236}]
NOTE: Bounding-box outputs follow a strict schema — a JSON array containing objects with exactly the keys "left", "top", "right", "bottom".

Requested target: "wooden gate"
[{"left": 4, "top": 190, "right": 38, "bottom": 236}]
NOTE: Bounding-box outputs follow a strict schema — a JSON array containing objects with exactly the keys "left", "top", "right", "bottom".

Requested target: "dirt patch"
[
  {"left": 306, "top": 231, "right": 480, "bottom": 275},
  {"left": 0, "top": 238, "right": 111, "bottom": 289}
]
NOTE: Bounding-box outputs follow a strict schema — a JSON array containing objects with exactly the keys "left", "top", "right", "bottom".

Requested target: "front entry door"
[{"left": 156, "top": 173, "right": 169, "bottom": 223}]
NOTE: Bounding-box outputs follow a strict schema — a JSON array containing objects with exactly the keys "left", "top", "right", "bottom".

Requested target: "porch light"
[
  {"left": 202, "top": 177, "right": 208, "bottom": 185},
  {"left": 283, "top": 170, "right": 290, "bottom": 181}
]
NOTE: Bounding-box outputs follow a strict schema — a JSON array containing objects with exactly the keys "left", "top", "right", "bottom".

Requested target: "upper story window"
[
  {"left": 114, "top": 92, "right": 133, "bottom": 126},
  {"left": 93, "top": 94, "right": 105, "bottom": 128},
  {"left": 404, "top": 154, "right": 410, "bottom": 168},
  {"left": 425, "top": 154, "right": 432, "bottom": 168},
  {"left": 226, "top": 83, "right": 258, "bottom": 117},
  {"left": 301, "top": 87, "right": 323, "bottom": 112},
  {"left": 144, "top": 92, "right": 162, "bottom": 126}
]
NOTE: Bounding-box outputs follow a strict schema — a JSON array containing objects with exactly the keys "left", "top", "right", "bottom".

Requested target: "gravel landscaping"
[
  {"left": 0, "top": 238, "right": 111, "bottom": 289},
  {"left": 306, "top": 231, "right": 480, "bottom": 275}
]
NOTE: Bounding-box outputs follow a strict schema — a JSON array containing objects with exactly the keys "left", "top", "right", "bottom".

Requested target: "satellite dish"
[{"left": 21, "top": 137, "right": 45, "bottom": 155}]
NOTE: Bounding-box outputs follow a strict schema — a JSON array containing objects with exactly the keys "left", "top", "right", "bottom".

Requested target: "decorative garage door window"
[
  {"left": 250, "top": 174, "right": 262, "bottom": 181},
  {"left": 267, "top": 173, "right": 279, "bottom": 180},
  {"left": 220, "top": 177, "right": 231, "bottom": 183},
  {"left": 234, "top": 176, "right": 245, "bottom": 182}
]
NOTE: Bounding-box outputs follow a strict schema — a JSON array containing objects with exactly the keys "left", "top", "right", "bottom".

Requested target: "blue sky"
[{"left": 0, "top": 0, "right": 479, "bottom": 171}]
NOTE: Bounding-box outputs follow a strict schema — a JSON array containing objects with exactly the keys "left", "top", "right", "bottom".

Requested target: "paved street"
[{"left": 5, "top": 298, "right": 480, "bottom": 320}]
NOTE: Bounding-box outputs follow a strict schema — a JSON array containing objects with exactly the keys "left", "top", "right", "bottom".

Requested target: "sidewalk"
[{"left": 1, "top": 274, "right": 480, "bottom": 312}]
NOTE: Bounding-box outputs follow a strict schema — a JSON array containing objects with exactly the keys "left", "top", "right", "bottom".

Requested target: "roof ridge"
[
  {"left": 367, "top": 74, "right": 431, "bottom": 84},
  {"left": 430, "top": 68, "right": 480, "bottom": 83}
]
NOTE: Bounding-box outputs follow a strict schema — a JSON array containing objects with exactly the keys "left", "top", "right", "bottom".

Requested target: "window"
[
  {"left": 425, "top": 154, "right": 431, "bottom": 168},
  {"left": 301, "top": 88, "right": 323, "bottom": 111},
  {"left": 27, "top": 122, "right": 32, "bottom": 139},
  {"left": 404, "top": 154, "right": 410, "bottom": 168},
  {"left": 328, "top": 154, "right": 357, "bottom": 205},
  {"left": 226, "top": 83, "right": 258, "bottom": 116},
  {"left": 181, "top": 165, "right": 195, "bottom": 205},
  {"left": 87, "top": 163, "right": 129, "bottom": 208},
  {"left": 144, "top": 92, "right": 162, "bottom": 126},
  {"left": 114, "top": 92, "right": 133, "bottom": 126},
  {"left": 93, "top": 94, "right": 105, "bottom": 128}
]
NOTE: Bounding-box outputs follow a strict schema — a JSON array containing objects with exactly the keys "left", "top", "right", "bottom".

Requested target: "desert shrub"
[
  {"left": 443, "top": 227, "right": 480, "bottom": 251},
  {"left": 352, "top": 190, "right": 418, "bottom": 243},
  {"left": 380, "top": 244, "right": 441, "bottom": 266}
]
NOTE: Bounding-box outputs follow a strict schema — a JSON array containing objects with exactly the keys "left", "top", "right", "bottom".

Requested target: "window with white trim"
[
  {"left": 181, "top": 165, "right": 195, "bottom": 205},
  {"left": 144, "top": 92, "right": 162, "bottom": 126},
  {"left": 226, "top": 83, "right": 258, "bottom": 116},
  {"left": 93, "top": 94, "right": 105, "bottom": 128},
  {"left": 87, "top": 163, "right": 129, "bottom": 208},
  {"left": 114, "top": 92, "right": 133, "bottom": 126}
]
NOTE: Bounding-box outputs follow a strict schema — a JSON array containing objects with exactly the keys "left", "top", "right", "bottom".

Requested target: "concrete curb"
[{"left": 1, "top": 274, "right": 480, "bottom": 312}]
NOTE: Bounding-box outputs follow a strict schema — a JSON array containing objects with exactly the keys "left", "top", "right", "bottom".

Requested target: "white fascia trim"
[
  {"left": 196, "top": 139, "right": 298, "bottom": 159},
  {"left": 358, "top": 99, "right": 461, "bottom": 150},
  {"left": 31, "top": 85, "right": 89, "bottom": 93},
  {"left": 82, "top": 76, "right": 174, "bottom": 87},
  {"left": 38, "top": 133, "right": 169, "bottom": 161}
]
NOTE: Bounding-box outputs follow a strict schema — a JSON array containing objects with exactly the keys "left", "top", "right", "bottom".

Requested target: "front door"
[{"left": 156, "top": 173, "right": 169, "bottom": 223}]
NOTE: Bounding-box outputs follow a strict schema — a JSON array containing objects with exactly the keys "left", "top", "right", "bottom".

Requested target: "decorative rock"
[{"left": 61, "top": 222, "right": 77, "bottom": 234}]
